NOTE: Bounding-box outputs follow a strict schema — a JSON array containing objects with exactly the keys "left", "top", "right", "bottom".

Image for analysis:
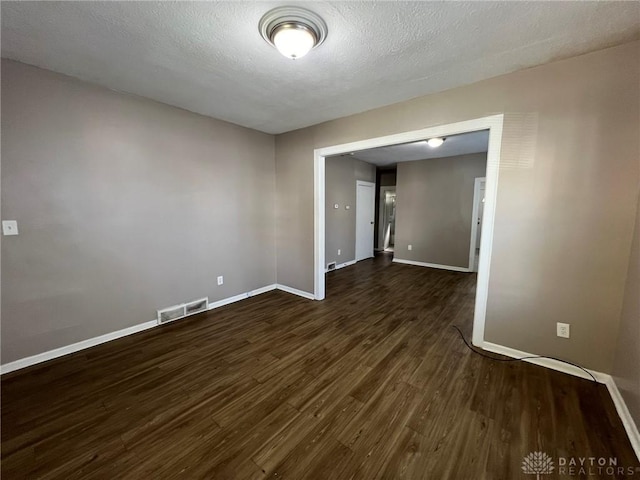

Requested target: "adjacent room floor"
[{"left": 1, "top": 254, "right": 637, "bottom": 479}]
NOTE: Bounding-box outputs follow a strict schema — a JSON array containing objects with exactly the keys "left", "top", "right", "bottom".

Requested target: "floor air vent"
[{"left": 157, "top": 297, "right": 209, "bottom": 325}]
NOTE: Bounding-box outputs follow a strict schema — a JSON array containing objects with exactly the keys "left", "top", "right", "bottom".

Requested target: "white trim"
[
  {"left": 249, "top": 284, "right": 278, "bottom": 296},
  {"left": 326, "top": 259, "right": 357, "bottom": 273},
  {"left": 314, "top": 114, "right": 504, "bottom": 348},
  {"left": 1, "top": 284, "right": 279, "bottom": 375},
  {"left": 336, "top": 259, "right": 357, "bottom": 270},
  {"left": 469, "top": 177, "right": 486, "bottom": 272},
  {"left": 207, "top": 284, "right": 277, "bottom": 310},
  {"left": 314, "top": 151, "right": 326, "bottom": 300},
  {"left": 471, "top": 117, "right": 503, "bottom": 347},
  {"left": 482, "top": 341, "right": 607, "bottom": 382},
  {"left": 276, "top": 284, "right": 316, "bottom": 300},
  {"left": 0, "top": 320, "right": 157, "bottom": 375},
  {"left": 605, "top": 377, "right": 640, "bottom": 461},
  {"left": 393, "top": 257, "right": 471, "bottom": 272},
  {"left": 482, "top": 340, "right": 640, "bottom": 461}
]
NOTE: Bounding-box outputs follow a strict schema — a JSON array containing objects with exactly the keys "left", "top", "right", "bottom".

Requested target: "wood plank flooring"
[{"left": 2, "top": 253, "right": 638, "bottom": 479}]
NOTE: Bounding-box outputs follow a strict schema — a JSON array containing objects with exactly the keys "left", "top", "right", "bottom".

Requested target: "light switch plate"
[{"left": 2, "top": 220, "right": 18, "bottom": 236}]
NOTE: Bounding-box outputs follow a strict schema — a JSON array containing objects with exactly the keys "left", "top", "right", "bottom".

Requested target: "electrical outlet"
[
  {"left": 557, "top": 322, "right": 570, "bottom": 338},
  {"left": 408, "top": 244, "right": 412, "bottom": 251},
  {"left": 338, "top": 249, "right": 341, "bottom": 256},
  {"left": 2, "top": 220, "right": 18, "bottom": 236},
  {"left": 217, "top": 276, "right": 224, "bottom": 286}
]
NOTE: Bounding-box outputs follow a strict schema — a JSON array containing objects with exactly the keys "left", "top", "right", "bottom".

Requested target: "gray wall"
[
  {"left": 275, "top": 41, "right": 640, "bottom": 373},
  {"left": 1, "top": 60, "right": 276, "bottom": 364},
  {"left": 395, "top": 153, "right": 487, "bottom": 268},
  {"left": 613, "top": 189, "right": 640, "bottom": 425},
  {"left": 325, "top": 157, "right": 376, "bottom": 267}
]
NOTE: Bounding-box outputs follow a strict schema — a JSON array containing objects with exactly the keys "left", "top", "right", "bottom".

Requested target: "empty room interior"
[{"left": 1, "top": 2, "right": 639, "bottom": 479}]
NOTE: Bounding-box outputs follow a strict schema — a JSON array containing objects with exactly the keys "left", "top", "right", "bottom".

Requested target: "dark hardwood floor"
[{"left": 2, "top": 253, "right": 638, "bottom": 479}]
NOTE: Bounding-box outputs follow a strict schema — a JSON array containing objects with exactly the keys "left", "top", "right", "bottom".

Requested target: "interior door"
[{"left": 356, "top": 181, "right": 375, "bottom": 261}]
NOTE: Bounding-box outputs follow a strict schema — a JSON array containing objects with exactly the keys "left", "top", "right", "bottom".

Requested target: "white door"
[{"left": 356, "top": 181, "right": 375, "bottom": 261}]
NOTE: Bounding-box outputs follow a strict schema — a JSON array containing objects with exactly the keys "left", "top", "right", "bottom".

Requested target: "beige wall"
[
  {"left": 395, "top": 153, "right": 487, "bottom": 268},
  {"left": 1, "top": 60, "right": 276, "bottom": 363},
  {"left": 275, "top": 41, "right": 640, "bottom": 373},
  {"left": 613, "top": 188, "right": 640, "bottom": 425},
  {"left": 325, "top": 157, "right": 376, "bottom": 267}
]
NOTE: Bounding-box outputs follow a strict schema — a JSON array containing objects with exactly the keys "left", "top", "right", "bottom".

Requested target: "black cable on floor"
[{"left": 451, "top": 325, "right": 597, "bottom": 383}]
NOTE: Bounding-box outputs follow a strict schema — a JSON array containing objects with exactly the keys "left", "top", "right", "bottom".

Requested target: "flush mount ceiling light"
[
  {"left": 259, "top": 6, "right": 328, "bottom": 60},
  {"left": 426, "top": 137, "right": 446, "bottom": 148}
]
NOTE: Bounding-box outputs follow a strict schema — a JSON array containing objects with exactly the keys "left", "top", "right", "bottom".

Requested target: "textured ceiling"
[
  {"left": 336, "top": 130, "right": 489, "bottom": 167},
  {"left": 2, "top": 2, "right": 639, "bottom": 134}
]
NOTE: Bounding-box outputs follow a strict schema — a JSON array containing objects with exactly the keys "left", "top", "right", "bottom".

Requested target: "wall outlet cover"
[
  {"left": 2, "top": 220, "right": 18, "bottom": 236},
  {"left": 408, "top": 244, "right": 412, "bottom": 251},
  {"left": 217, "top": 276, "right": 224, "bottom": 286},
  {"left": 557, "top": 322, "right": 570, "bottom": 338}
]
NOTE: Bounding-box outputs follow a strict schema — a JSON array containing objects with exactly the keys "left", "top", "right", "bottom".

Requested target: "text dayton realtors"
[{"left": 557, "top": 456, "right": 639, "bottom": 477}]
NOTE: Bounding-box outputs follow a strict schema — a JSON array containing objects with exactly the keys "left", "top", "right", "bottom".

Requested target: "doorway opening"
[
  {"left": 380, "top": 188, "right": 396, "bottom": 252},
  {"left": 314, "top": 115, "right": 504, "bottom": 347}
]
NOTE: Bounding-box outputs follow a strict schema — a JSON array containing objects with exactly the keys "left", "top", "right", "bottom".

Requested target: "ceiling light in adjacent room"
[
  {"left": 426, "top": 137, "right": 445, "bottom": 147},
  {"left": 259, "top": 7, "right": 328, "bottom": 60}
]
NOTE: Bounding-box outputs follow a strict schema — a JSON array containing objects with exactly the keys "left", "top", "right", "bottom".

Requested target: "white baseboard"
[
  {"left": 482, "top": 340, "right": 639, "bottom": 461},
  {"left": 337, "top": 260, "right": 357, "bottom": 270},
  {"left": 1, "top": 283, "right": 279, "bottom": 375},
  {"left": 604, "top": 376, "right": 640, "bottom": 461},
  {"left": 208, "top": 293, "right": 250, "bottom": 310},
  {"left": 276, "top": 284, "right": 316, "bottom": 300},
  {"left": 326, "top": 259, "right": 357, "bottom": 273},
  {"left": 482, "top": 341, "right": 607, "bottom": 382},
  {"left": 250, "top": 284, "right": 278, "bottom": 296},
  {"left": 393, "top": 258, "right": 471, "bottom": 273},
  {"left": 0, "top": 320, "right": 157, "bottom": 375},
  {"left": 208, "top": 284, "right": 277, "bottom": 310}
]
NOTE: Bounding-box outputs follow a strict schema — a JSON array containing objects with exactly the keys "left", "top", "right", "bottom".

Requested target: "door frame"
[
  {"left": 314, "top": 114, "right": 504, "bottom": 347},
  {"left": 469, "top": 177, "right": 486, "bottom": 272},
  {"left": 355, "top": 180, "right": 376, "bottom": 261}
]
